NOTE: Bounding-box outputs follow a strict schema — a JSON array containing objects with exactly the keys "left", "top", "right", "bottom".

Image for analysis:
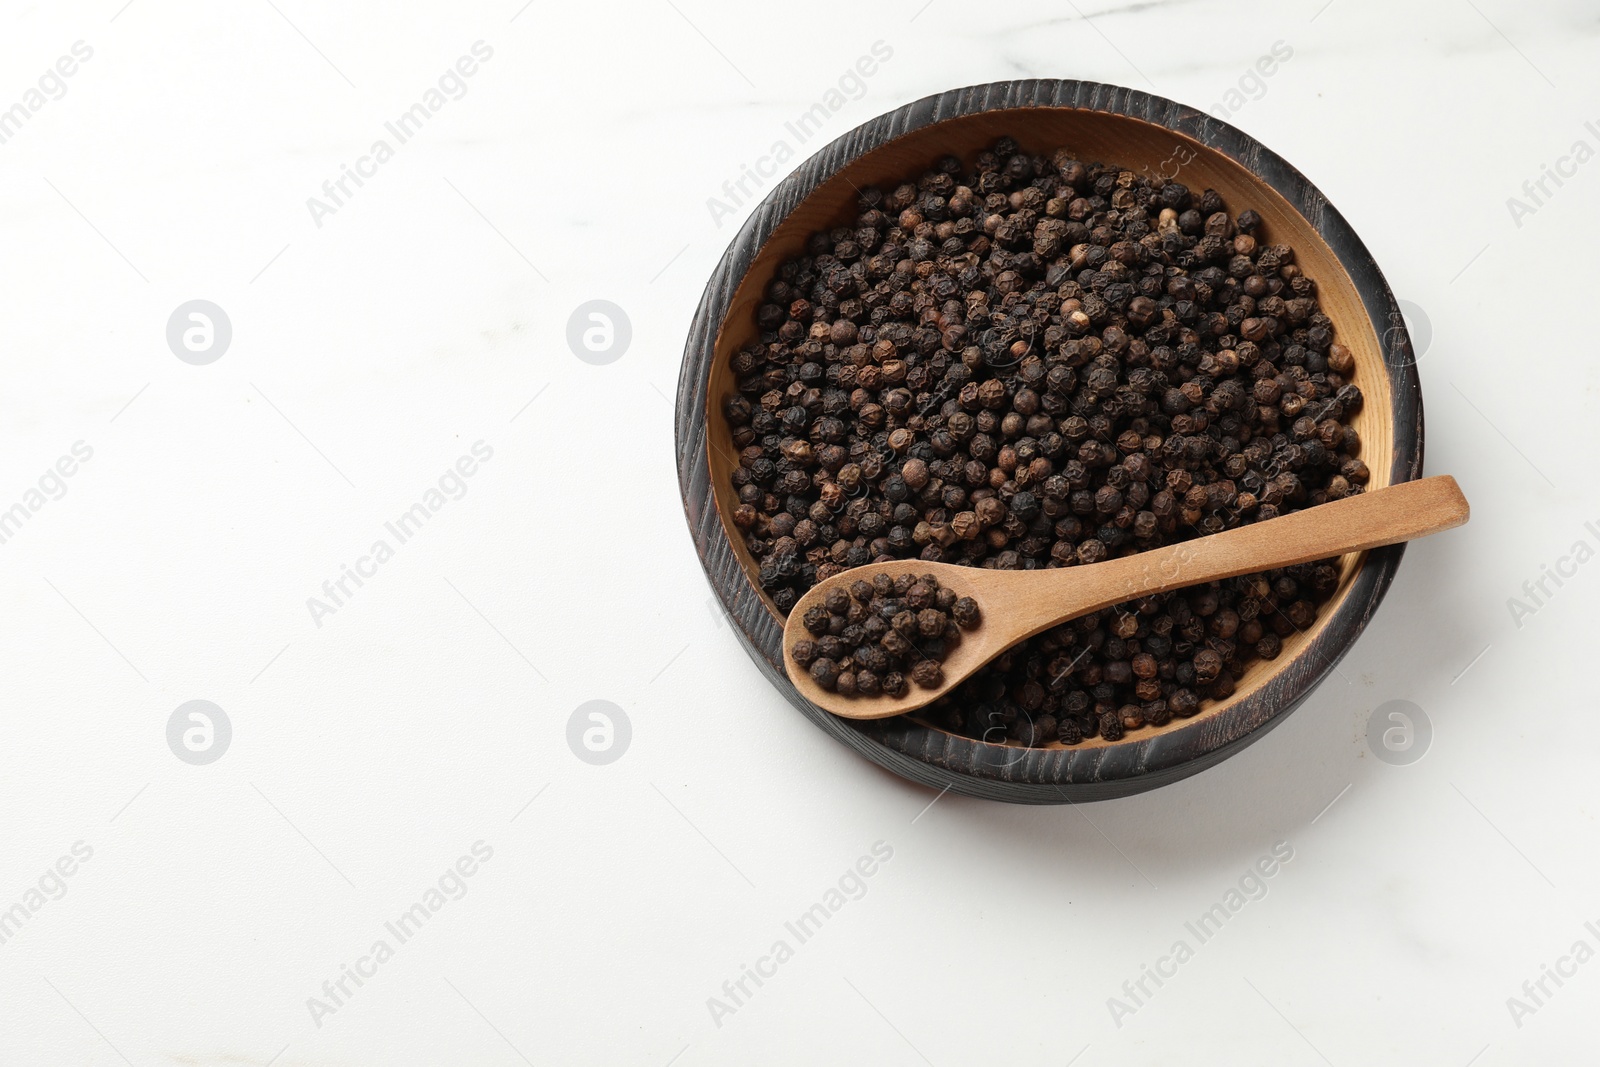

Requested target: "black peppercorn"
[{"left": 745, "top": 138, "right": 1357, "bottom": 739}]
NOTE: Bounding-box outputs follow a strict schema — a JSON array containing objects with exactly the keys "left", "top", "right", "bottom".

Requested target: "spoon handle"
[{"left": 1043, "top": 475, "right": 1469, "bottom": 623}]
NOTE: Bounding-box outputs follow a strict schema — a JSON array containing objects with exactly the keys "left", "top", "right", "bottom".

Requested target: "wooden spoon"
[{"left": 783, "top": 475, "right": 1469, "bottom": 720}]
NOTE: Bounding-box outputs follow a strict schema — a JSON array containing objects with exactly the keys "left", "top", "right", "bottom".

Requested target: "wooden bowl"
[{"left": 676, "top": 80, "right": 1423, "bottom": 803}]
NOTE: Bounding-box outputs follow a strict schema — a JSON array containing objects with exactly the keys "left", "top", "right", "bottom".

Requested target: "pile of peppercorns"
[
  {"left": 790, "top": 572, "right": 981, "bottom": 697},
  {"left": 725, "top": 138, "right": 1364, "bottom": 746}
]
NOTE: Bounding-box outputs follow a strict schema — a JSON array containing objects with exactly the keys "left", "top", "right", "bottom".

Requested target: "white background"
[{"left": 0, "top": 0, "right": 1593, "bottom": 1062}]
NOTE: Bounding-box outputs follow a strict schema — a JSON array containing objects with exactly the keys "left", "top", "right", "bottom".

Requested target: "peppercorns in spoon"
[{"left": 783, "top": 475, "right": 1468, "bottom": 721}]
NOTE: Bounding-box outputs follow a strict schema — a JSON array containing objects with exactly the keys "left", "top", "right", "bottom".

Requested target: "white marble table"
[{"left": 0, "top": 0, "right": 1592, "bottom": 1062}]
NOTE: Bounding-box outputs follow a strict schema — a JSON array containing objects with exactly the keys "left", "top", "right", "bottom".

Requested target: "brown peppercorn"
[
  {"left": 910, "top": 659, "right": 943, "bottom": 689},
  {"left": 809, "top": 658, "right": 839, "bottom": 690}
]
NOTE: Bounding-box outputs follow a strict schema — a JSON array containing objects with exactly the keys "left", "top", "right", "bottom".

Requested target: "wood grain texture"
[{"left": 675, "top": 80, "right": 1425, "bottom": 803}]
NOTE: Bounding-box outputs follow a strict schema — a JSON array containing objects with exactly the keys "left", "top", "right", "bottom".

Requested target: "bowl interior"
[{"left": 705, "top": 105, "right": 1395, "bottom": 750}]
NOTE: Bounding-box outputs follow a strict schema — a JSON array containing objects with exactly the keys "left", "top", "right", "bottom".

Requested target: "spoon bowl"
[{"left": 784, "top": 560, "right": 1051, "bottom": 719}]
